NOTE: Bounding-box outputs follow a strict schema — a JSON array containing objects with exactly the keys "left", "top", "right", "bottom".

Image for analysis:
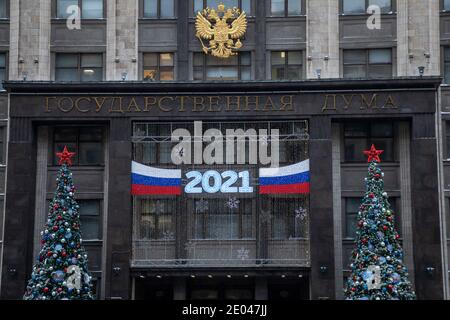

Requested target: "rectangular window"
[
  {"left": 444, "top": 48, "right": 450, "bottom": 84},
  {"left": 270, "top": 199, "right": 307, "bottom": 239},
  {"left": 345, "top": 198, "right": 360, "bottom": 239},
  {"left": 344, "top": 121, "right": 395, "bottom": 162},
  {"left": 143, "top": 53, "right": 174, "bottom": 81},
  {"left": 57, "top": 0, "right": 104, "bottom": 19},
  {"left": 445, "top": 0, "right": 450, "bottom": 11},
  {"left": 194, "top": 52, "right": 251, "bottom": 80},
  {"left": 271, "top": 51, "right": 303, "bottom": 80},
  {"left": 343, "top": 0, "right": 391, "bottom": 14},
  {"left": 144, "top": 0, "right": 175, "bottom": 18},
  {"left": 137, "top": 199, "right": 175, "bottom": 240},
  {"left": 53, "top": 126, "right": 104, "bottom": 166},
  {"left": 0, "top": 127, "right": 4, "bottom": 164},
  {"left": 447, "top": 199, "right": 450, "bottom": 239},
  {"left": 343, "top": 48, "right": 392, "bottom": 79},
  {"left": 0, "top": 0, "right": 7, "bottom": 18},
  {"left": 55, "top": 53, "right": 103, "bottom": 82},
  {"left": 82, "top": 0, "right": 103, "bottom": 19},
  {"left": 0, "top": 53, "right": 6, "bottom": 90},
  {"left": 271, "top": 0, "right": 302, "bottom": 16},
  {"left": 446, "top": 122, "right": 450, "bottom": 159},
  {"left": 194, "top": 198, "right": 253, "bottom": 240},
  {"left": 195, "top": 0, "right": 251, "bottom": 15},
  {"left": 79, "top": 200, "right": 101, "bottom": 240}
]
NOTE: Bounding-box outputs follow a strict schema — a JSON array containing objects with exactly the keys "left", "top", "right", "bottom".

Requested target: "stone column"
[
  {"left": 177, "top": 0, "right": 189, "bottom": 80},
  {"left": 397, "top": 122, "right": 415, "bottom": 286},
  {"left": 106, "top": 0, "right": 139, "bottom": 81},
  {"left": 331, "top": 123, "right": 343, "bottom": 299},
  {"left": 104, "top": 118, "right": 132, "bottom": 299},
  {"left": 32, "top": 127, "right": 49, "bottom": 260},
  {"left": 309, "top": 116, "right": 335, "bottom": 299},
  {"left": 306, "top": 0, "right": 340, "bottom": 79},
  {"left": 9, "top": 0, "right": 51, "bottom": 80},
  {"left": 411, "top": 114, "right": 445, "bottom": 299},
  {"left": 397, "top": 0, "right": 440, "bottom": 76},
  {"left": 254, "top": 0, "right": 266, "bottom": 80},
  {"left": 0, "top": 118, "right": 35, "bottom": 299}
]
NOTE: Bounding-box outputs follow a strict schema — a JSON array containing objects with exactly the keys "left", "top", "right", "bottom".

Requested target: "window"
[
  {"left": 445, "top": 0, "right": 450, "bottom": 11},
  {"left": 194, "top": 198, "right": 253, "bottom": 240},
  {"left": 79, "top": 200, "right": 101, "bottom": 240},
  {"left": 343, "top": 49, "right": 392, "bottom": 79},
  {"left": 342, "top": 0, "right": 392, "bottom": 14},
  {"left": 270, "top": 199, "right": 307, "bottom": 239},
  {"left": 144, "top": 0, "right": 175, "bottom": 18},
  {"left": 0, "top": 127, "right": 3, "bottom": 164},
  {"left": 271, "top": 51, "right": 303, "bottom": 80},
  {"left": 143, "top": 53, "right": 174, "bottom": 81},
  {"left": 133, "top": 124, "right": 174, "bottom": 165},
  {"left": 0, "top": 53, "right": 6, "bottom": 90},
  {"left": 53, "top": 127, "right": 104, "bottom": 166},
  {"left": 345, "top": 198, "right": 360, "bottom": 239},
  {"left": 55, "top": 53, "right": 103, "bottom": 82},
  {"left": 137, "top": 199, "right": 175, "bottom": 240},
  {"left": 270, "top": 0, "right": 302, "bottom": 16},
  {"left": 57, "top": 0, "right": 104, "bottom": 19},
  {"left": 344, "top": 121, "right": 395, "bottom": 162},
  {"left": 193, "top": 52, "right": 251, "bottom": 80},
  {"left": 447, "top": 199, "right": 450, "bottom": 239},
  {"left": 0, "top": 0, "right": 7, "bottom": 18},
  {"left": 345, "top": 197, "right": 399, "bottom": 239},
  {"left": 444, "top": 48, "right": 450, "bottom": 84},
  {"left": 446, "top": 122, "right": 450, "bottom": 159},
  {"left": 195, "top": 0, "right": 251, "bottom": 15}
]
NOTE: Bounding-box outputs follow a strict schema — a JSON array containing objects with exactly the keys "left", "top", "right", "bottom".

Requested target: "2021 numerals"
[{"left": 185, "top": 170, "right": 253, "bottom": 194}]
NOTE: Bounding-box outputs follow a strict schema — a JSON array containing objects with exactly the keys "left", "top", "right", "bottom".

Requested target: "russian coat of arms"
[{"left": 195, "top": 3, "right": 247, "bottom": 59}]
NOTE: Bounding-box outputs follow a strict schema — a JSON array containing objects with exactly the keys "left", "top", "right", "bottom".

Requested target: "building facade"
[{"left": 0, "top": 0, "right": 449, "bottom": 300}]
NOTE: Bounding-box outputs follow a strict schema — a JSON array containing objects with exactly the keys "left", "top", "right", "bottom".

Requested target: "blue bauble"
[
  {"left": 55, "top": 244, "right": 63, "bottom": 252},
  {"left": 52, "top": 270, "right": 65, "bottom": 282},
  {"left": 65, "top": 232, "right": 72, "bottom": 239},
  {"left": 392, "top": 273, "right": 401, "bottom": 283},
  {"left": 362, "top": 270, "right": 373, "bottom": 281}
]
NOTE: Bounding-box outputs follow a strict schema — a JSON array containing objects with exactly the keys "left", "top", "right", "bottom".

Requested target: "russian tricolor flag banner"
[
  {"left": 259, "top": 159, "right": 310, "bottom": 194},
  {"left": 131, "top": 161, "right": 182, "bottom": 195}
]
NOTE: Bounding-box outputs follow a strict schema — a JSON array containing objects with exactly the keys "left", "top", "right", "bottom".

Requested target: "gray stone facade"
[{"left": 0, "top": 0, "right": 449, "bottom": 300}]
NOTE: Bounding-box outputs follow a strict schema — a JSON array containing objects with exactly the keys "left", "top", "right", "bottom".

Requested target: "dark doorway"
[
  {"left": 267, "top": 276, "right": 309, "bottom": 300},
  {"left": 134, "top": 278, "right": 174, "bottom": 300}
]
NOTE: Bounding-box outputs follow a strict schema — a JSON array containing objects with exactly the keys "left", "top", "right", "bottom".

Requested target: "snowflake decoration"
[
  {"left": 184, "top": 241, "right": 196, "bottom": 254},
  {"left": 236, "top": 247, "right": 249, "bottom": 260},
  {"left": 295, "top": 207, "right": 308, "bottom": 221},
  {"left": 225, "top": 197, "right": 240, "bottom": 210},
  {"left": 162, "top": 230, "right": 174, "bottom": 240},
  {"left": 196, "top": 198, "right": 209, "bottom": 213}
]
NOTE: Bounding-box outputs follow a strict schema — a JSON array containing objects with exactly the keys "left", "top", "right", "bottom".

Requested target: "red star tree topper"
[
  {"left": 56, "top": 146, "right": 76, "bottom": 166},
  {"left": 363, "top": 144, "right": 384, "bottom": 163}
]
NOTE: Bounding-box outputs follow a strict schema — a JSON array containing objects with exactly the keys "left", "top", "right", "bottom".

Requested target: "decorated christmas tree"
[
  {"left": 24, "top": 146, "right": 94, "bottom": 300},
  {"left": 345, "top": 144, "right": 416, "bottom": 300}
]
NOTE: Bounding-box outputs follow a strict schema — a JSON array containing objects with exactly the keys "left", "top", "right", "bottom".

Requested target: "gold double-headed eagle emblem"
[{"left": 195, "top": 3, "right": 247, "bottom": 59}]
